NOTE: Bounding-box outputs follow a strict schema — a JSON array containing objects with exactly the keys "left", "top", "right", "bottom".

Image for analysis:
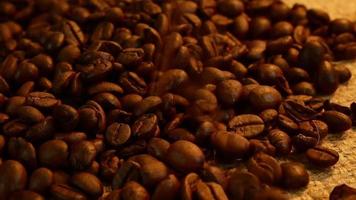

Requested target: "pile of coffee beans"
[{"left": 0, "top": 0, "right": 355, "bottom": 199}]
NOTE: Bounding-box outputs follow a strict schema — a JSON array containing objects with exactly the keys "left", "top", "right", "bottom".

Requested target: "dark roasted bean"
[
  {"left": 281, "top": 162, "right": 309, "bottom": 189},
  {"left": 306, "top": 146, "right": 339, "bottom": 168}
]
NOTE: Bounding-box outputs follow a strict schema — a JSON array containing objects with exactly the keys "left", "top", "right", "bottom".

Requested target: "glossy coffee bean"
[
  {"left": 330, "top": 184, "right": 356, "bottom": 200},
  {"left": 249, "top": 85, "right": 282, "bottom": 111},
  {"left": 29, "top": 167, "right": 54, "bottom": 193},
  {"left": 0, "top": 160, "right": 28, "bottom": 199},
  {"left": 166, "top": 140, "right": 205, "bottom": 172},
  {"left": 306, "top": 146, "right": 339, "bottom": 168},
  {"left": 38, "top": 139, "right": 69, "bottom": 168},
  {"left": 211, "top": 131, "right": 250, "bottom": 159},
  {"left": 247, "top": 152, "right": 282, "bottom": 184},
  {"left": 71, "top": 172, "right": 103, "bottom": 197},
  {"left": 69, "top": 140, "right": 97, "bottom": 170},
  {"left": 227, "top": 171, "right": 261, "bottom": 200},
  {"left": 228, "top": 114, "right": 265, "bottom": 138},
  {"left": 322, "top": 110, "right": 352, "bottom": 132},
  {"left": 268, "top": 129, "right": 292, "bottom": 155},
  {"left": 281, "top": 162, "right": 309, "bottom": 189}
]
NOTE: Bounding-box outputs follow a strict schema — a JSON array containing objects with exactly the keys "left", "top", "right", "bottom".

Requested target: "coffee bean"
[
  {"left": 54, "top": 132, "right": 87, "bottom": 144},
  {"left": 152, "top": 174, "right": 180, "bottom": 200},
  {"left": 166, "top": 140, "right": 205, "bottom": 172},
  {"left": 105, "top": 123, "right": 131, "bottom": 147},
  {"left": 50, "top": 184, "right": 87, "bottom": 200},
  {"left": 322, "top": 110, "right": 352, "bottom": 132},
  {"left": 38, "top": 139, "right": 69, "bottom": 168},
  {"left": 281, "top": 162, "right": 309, "bottom": 189},
  {"left": 78, "top": 101, "right": 106, "bottom": 135},
  {"left": 53, "top": 104, "right": 79, "bottom": 131},
  {"left": 316, "top": 61, "right": 339, "bottom": 94},
  {"left": 133, "top": 96, "right": 162, "bottom": 116},
  {"left": 116, "top": 154, "right": 168, "bottom": 188},
  {"left": 69, "top": 140, "right": 97, "bottom": 170},
  {"left": 29, "top": 167, "right": 53, "bottom": 193},
  {"left": 277, "top": 114, "right": 299, "bottom": 134},
  {"left": 268, "top": 129, "right": 292, "bottom": 155},
  {"left": 227, "top": 171, "right": 261, "bottom": 200},
  {"left": 249, "top": 85, "right": 282, "bottom": 111},
  {"left": 120, "top": 181, "right": 150, "bottom": 200},
  {"left": 247, "top": 152, "right": 282, "bottom": 184},
  {"left": 147, "top": 138, "right": 170, "bottom": 161},
  {"left": 71, "top": 172, "right": 103, "bottom": 197},
  {"left": 131, "top": 113, "right": 159, "bottom": 139},
  {"left": 334, "top": 65, "right": 352, "bottom": 83},
  {"left": 330, "top": 184, "right": 356, "bottom": 200},
  {"left": 8, "top": 137, "right": 37, "bottom": 169},
  {"left": 228, "top": 114, "right": 265, "bottom": 138},
  {"left": 0, "top": 160, "right": 27, "bottom": 199},
  {"left": 25, "top": 117, "right": 56, "bottom": 142},
  {"left": 211, "top": 131, "right": 250, "bottom": 159},
  {"left": 306, "top": 146, "right": 339, "bottom": 168},
  {"left": 8, "top": 190, "right": 44, "bottom": 200},
  {"left": 216, "top": 79, "right": 242, "bottom": 106}
]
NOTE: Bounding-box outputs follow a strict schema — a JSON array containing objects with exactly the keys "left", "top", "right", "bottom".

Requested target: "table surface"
[{"left": 283, "top": 1, "right": 356, "bottom": 199}]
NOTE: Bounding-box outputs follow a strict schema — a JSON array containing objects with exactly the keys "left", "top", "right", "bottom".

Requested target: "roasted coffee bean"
[
  {"left": 133, "top": 96, "right": 162, "bottom": 116},
  {"left": 277, "top": 114, "right": 299, "bottom": 134},
  {"left": 281, "top": 162, "right": 309, "bottom": 189},
  {"left": 25, "top": 117, "right": 56, "bottom": 142},
  {"left": 166, "top": 140, "right": 205, "bottom": 173},
  {"left": 330, "top": 184, "right": 356, "bottom": 200},
  {"left": 250, "top": 16, "right": 271, "bottom": 38},
  {"left": 71, "top": 172, "right": 103, "bottom": 197},
  {"left": 249, "top": 139, "right": 276, "bottom": 156},
  {"left": 152, "top": 174, "right": 180, "bottom": 200},
  {"left": 211, "top": 131, "right": 250, "bottom": 159},
  {"left": 247, "top": 152, "right": 282, "bottom": 184},
  {"left": 268, "top": 129, "right": 292, "bottom": 155},
  {"left": 201, "top": 164, "right": 228, "bottom": 189},
  {"left": 16, "top": 105, "right": 45, "bottom": 123},
  {"left": 299, "top": 120, "right": 328, "bottom": 139},
  {"left": 316, "top": 61, "right": 339, "bottom": 94},
  {"left": 92, "top": 92, "right": 121, "bottom": 110},
  {"left": 69, "top": 140, "right": 97, "bottom": 170},
  {"left": 38, "top": 139, "right": 69, "bottom": 168},
  {"left": 50, "top": 184, "right": 87, "bottom": 200},
  {"left": 322, "top": 110, "right": 352, "bottom": 132},
  {"left": 147, "top": 138, "right": 170, "bottom": 161},
  {"left": 121, "top": 94, "right": 143, "bottom": 111},
  {"left": 120, "top": 181, "right": 150, "bottom": 200},
  {"left": 166, "top": 128, "right": 196, "bottom": 142},
  {"left": 78, "top": 101, "right": 106, "bottom": 135},
  {"left": 53, "top": 104, "right": 79, "bottom": 131},
  {"left": 228, "top": 114, "right": 265, "bottom": 138},
  {"left": 3, "top": 119, "right": 28, "bottom": 137},
  {"left": 227, "top": 171, "right": 261, "bottom": 200},
  {"left": 113, "top": 154, "right": 168, "bottom": 189},
  {"left": 106, "top": 123, "right": 131, "bottom": 147},
  {"left": 0, "top": 160, "right": 28, "bottom": 199},
  {"left": 292, "top": 81, "right": 316, "bottom": 96},
  {"left": 182, "top": 172, "right": 228, "bottom": 200},
  {"left": 131, "top": 113, "right": 159, "bottom": 139},
  {"left": 334, "top": 65, "right": 352, "bottom": 83},
  {"left": 306, "top": 146, "right": 339, "bottom": 168},
  {"left": 54, "top": 132, "right": 87, "bottom": 144},
  {"left": 6, "top": 96, "right": 26, "bottom": 116},
  {"left": 249, "top": 85, "right": 282, "bottom": 111},
  {"left": 119, "top": 72, "right": 147, "bottom": 95},
  {"left": 216, "top": 79, "right": 242, "bottom": 106},
  {"left": 29, "top": 167, "right": 54, "bottom": 193},
  {"left": 8, "top": 137, "right": 37, "bottom": 169},
  {"left": 8, "top": 190, "right": 45, "bottom": 200}
]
